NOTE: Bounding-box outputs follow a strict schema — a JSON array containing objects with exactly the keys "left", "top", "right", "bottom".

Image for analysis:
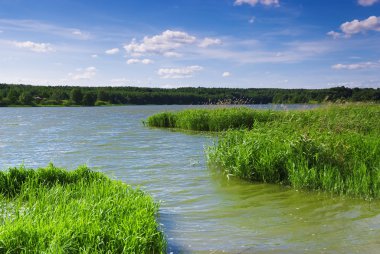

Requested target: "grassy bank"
[
  {"left": 0, "top": 164, "right": 166, "bottom": 253},
  {"left": 147, "top": 104, "right": 380, "bottom": 199}
]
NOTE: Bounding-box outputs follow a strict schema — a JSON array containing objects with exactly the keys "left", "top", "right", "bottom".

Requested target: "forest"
[{"left": 0, "top": 83, "right": 379, "bottom": 106}]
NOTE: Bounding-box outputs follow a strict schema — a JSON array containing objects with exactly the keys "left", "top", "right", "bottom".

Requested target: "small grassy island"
[
  {"left": 147, "top": 104, "right": 380, "bottom": 199},
  {"left": 0, "top": 165, "right": 166, "bottom": 253}
]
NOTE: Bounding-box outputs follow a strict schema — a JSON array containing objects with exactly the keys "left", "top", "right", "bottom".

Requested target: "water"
[{"left": 0, "top": 105, "right": 379, "bottom": 253}]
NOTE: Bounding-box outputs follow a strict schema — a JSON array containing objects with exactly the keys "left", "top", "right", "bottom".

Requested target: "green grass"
[
  {"left": 0, "top": 164, "right": 166, "bottom": 253},
  {"left": 145, "top": 107, "right": 281, "bottom": 131},
  {"left": 147, "top": 103, "right": 380, "bottom": 199}
]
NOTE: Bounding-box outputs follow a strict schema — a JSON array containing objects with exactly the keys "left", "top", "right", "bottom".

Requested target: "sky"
[{"left": 0, "top": 0, "right": 379, "bottom": 89}]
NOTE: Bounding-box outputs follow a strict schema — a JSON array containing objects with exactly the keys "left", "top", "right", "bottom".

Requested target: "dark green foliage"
[
  {"left": 18, "top": 92, "right": 34, "bottom": 105},
  {"left": 82, "top": 92, "right": 97, "bottom": 106},
  {"left": 70, "top": 88, "right": 83, "bottom": 104},
  {"left": 0, "top": 164, "right": 166, "bottom": 253},
  {"left": 0, "top": 83, "right": 379, "bottom": 106}
]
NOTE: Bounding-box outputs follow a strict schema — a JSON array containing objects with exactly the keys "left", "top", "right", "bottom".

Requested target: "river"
[{"left": 1, "top": 105, "right": 379, "bottom": 253}]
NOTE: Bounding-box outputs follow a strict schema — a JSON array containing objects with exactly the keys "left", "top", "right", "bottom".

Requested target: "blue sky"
[{"left": 0, "top": 0, "right": 379, "bottom": 88}]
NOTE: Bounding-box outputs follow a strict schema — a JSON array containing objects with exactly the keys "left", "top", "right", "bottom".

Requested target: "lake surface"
[{"left": 1, "top": 105, "right": 379, "bottom": 254}]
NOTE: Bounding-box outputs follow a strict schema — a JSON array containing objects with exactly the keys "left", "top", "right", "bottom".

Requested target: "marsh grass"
[
  {"left": 147, "top": 103, "right": 380, "bottom": 199},
  {"left": 207, "top": 104, "right": 380, "bottom": 199},
  {"left": 146, "top": 107, "right": 281, "bottom": 131},
  {"left": 0, "top": 164, "right": 166, "bottom": 253}
]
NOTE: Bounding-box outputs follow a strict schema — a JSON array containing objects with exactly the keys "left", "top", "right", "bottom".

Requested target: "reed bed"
[
  {"left": 0, "top": 164, "right": 166, "bottom": 253},
  {"left": 147, "top": 104, "right": 380, "bottom": 199},
  {"left": 145, "top": 107, "right": 281, "bottom": 131}
]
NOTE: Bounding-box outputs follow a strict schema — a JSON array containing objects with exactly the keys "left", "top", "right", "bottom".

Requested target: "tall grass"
[
  {"left": 145, "top": 107, "right": 281, "bottom": 131},
  {"left": 0, "top": 164, "right": 166, "bottom": 253},
  {"left": 206, "top": 104, "right": 380, "bottom": 199},
  {"left": 147, "top": 103, "right": 380, "bottom": 199}
]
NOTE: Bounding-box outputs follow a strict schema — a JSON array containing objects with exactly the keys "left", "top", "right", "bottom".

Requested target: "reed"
[
  {"left": 0, "top": 164, "right": 166, "bottom": 253},
  {"left": 207, "top": 104, "right": 380, "bottom": 199},
  {"left": 146, "top": 107, "right": 281, "bottom": 131},
  {"left": 147, "top": 103, "right": 380, "bottom": 199}
]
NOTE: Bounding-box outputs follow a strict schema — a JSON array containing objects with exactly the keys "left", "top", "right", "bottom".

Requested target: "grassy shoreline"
[
  {"left": 146, "top": 104, "right": 380, "bottom": 199},
  {"left": 0, "top": 165, "right": 166, "bottom": 253}
]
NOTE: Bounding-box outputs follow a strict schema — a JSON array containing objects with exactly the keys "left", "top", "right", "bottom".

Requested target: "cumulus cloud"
[
  {"left": 13, "top": 41, "right": 54, "bottom": 53},
  {"left": 332, "top": 60, "right": 380, "bottom": 70},
  {"left": 222, "top": 72, "right": 231, "bottom": 77},
  {"left": 69, "top": 67, "right": 97, "bottom": 80},
  {"left": 234, "top": 0, "right": 280, "bottom": 7},
  {"left": 198, "top": 38, "right": 222, "bottom": 48},
  {"left": 105, "top": 48, "right": 120, "bottom": 55},
  {"left": 341, "top": 16, "right": 380, "bottom": 37},
  {"left": 358, "top": 0, "right": 379, "bottom": 6},
  {"left": 157, "top": 65, "right": 203, "bottom": 79},
  {"left": 126, "top": 58, "right": 153, "bottom": 64},
  {"left": 124, "top": 30, "right": 196, "bottom": 57},
  {"left": 328, "top": 16, "right": 380, "bottom": 38}
]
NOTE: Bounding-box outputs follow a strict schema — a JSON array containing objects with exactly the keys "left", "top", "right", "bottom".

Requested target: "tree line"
[{"left": 0, "top": 83, "right": 379, "bottom": 106}]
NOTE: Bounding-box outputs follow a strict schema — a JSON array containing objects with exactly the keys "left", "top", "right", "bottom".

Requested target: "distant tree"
[
  {"left": 82, "top": 93, "right": 97, "bottom": 106},
  {"left": 51, "top": 90, "right": 69, "bottom": 102},
  {"left": 7, "top": 88, "right": 20, "bottom": 104},
  {"left": 97, "top": 90, "right": 110, "bottom": 102},
  {"left": 19, "top": 92, "right": 33, "bottom": 105},
  {"left": 70, "top": 88, "right": 83, "bottom": 104}
]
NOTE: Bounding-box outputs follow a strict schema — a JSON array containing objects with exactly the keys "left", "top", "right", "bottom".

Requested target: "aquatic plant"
[
  {"left": 147, "top": 103, "right": 380, "bottom": 199},
  {"left": 146, "top": 107, "right": 281, "bottom": 131},
  {"left": 206, "top": 104, "right": 380, "bottom": 199},
  {"left": 0, "top": 164, "right": 166, "bottom": 253}
]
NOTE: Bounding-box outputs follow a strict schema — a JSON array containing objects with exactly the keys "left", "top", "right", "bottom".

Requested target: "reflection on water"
[{"left": 0, "top": 105, "right": 379, "bottom": 253}]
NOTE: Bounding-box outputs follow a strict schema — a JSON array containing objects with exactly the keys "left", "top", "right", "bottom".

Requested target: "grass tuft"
[{"left": 0, "top": 164, "right": 166, "bottom": 253}]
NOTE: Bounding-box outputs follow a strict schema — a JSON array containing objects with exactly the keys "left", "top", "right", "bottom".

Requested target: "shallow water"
[{"left": 0, "top": 105, "right": 379, "bottom": 253}]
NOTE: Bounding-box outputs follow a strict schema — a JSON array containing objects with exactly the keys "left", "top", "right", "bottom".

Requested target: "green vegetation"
[
  {"left": 147, "top": 104, "right": 380, "bottom": 199},
  {"left": 0, "top": 164, "right": 166, "bottom": 253},
  {"left": 145, "top": 107, "right": 281, "bottom": 131},
  {"left": 1, "top": 83, "right": 379, "bottom": 106}
]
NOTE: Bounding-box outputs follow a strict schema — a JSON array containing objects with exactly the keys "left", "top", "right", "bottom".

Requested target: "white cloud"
[
  {"left": 0, "top": 30, "right": 3, "bottom": 33},
  {"left": 234, "top": 0, "right": 280, "bottom": 7},
  {"left": 126, "top": 58, "right": 153, "bottom": 64},
  {"left": 249, "top": 16, "right": 256, "bottom": 24},
  {"left": 124, "top": 30, "right": 196, "bottom": 57},
  {"left": 340, "top": 16, "right": 380, "bottom": 37},
  {"left": 105, "top": 48, "right": 120, "bottom": 55},
  {"left": 69, "top": 67, "right": 97, "bottom": 80},
  {"left": 358, "top": 0, "right": 379, "bottom": 6},
  {"left": 163, "top": 51, "right": 182, "bottom": 57},
  {"left": 13, "top": 41, "right": 54, "bottom": 53},
  {"left": 327, "top": 31, "right": 342, "bottom": 39},
  {"left": 222, "top": 72, "right": 231, "bottom": 77},
  {"left": 71, "top": 29, "right": 90, "bottom": 40},
  {"left": 91, "top": 54, "right": 98, "bottom": 58},
  {"left": 157, "top": 65, "right": 203, "bottom": 79},
  {"left": 141, "top": 59, "right": 153, "bottom": 64},
  {"left": 332, "top": 60, "right": 380, "bottom": 70},
  {"left": 198, "top": 37, "right": 222, "bottom": 48}
]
